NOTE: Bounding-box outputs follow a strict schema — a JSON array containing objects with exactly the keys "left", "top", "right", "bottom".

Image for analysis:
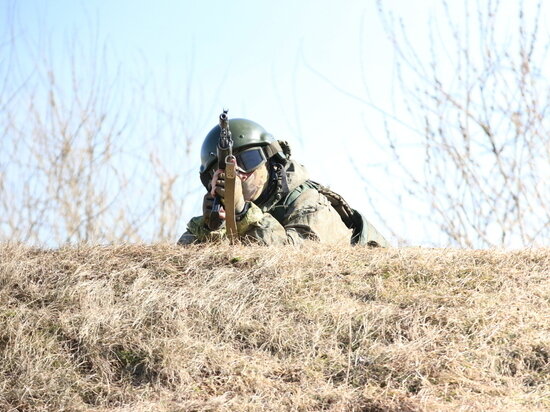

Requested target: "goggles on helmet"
[
  {"left": 235, "top": 147, "right": 267, "bottom": 173},
  {"left": 200, "top": 147, "right": 268, "bottom": 188}
]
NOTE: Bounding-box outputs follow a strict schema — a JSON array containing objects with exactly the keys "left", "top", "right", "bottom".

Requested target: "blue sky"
[
  {"left": 5, "top": 0, "right": 545, "bottom": 245},
  {"left": 13, "top": 0, "right": 416, "bottom": 138}
]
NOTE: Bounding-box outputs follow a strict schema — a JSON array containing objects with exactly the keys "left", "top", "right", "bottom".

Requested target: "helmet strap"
[
  {"left": 200, "top": 170, "right": 211, "bottom": 189},
  {"left": 255, "top": 161, "right": 288, "bottom": 210},
  {"left": 264, "top": 140, "right": 292, "bottom": 161},
  {"left": 263, "top": 141, "right": 283, "bottom": 159}
]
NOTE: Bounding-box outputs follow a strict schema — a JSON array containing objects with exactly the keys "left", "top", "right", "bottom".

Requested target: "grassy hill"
[{"left": 0, "top": 243, "right": 548, "bottom": 411}]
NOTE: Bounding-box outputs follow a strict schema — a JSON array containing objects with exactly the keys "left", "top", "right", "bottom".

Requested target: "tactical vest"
[{"left": 268, "top": 180, "right": 389, "bottom": 247}]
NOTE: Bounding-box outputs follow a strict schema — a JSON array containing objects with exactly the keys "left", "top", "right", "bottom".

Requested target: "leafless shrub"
[
  {"left": 374, "top": 0, "right": 550, "bottom": 247},
  {"left": 0, "top": 6, "right": 197, "bottom": 245}
]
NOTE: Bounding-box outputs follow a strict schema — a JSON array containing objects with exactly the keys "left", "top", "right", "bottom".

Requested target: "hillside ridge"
[{"left": 1, "top": 243, "right": 549, "bottom": 411}]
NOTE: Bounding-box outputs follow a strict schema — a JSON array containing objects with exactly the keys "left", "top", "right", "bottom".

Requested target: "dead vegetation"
[
  {"left": 0, "top": 243, "right": 548, "bottom": 411},
  {"left": 0, "top": 8, "right": 196, "bottom": 246},
  {"left": 372, "top": 0, "right": 550, "bottom": 247}
]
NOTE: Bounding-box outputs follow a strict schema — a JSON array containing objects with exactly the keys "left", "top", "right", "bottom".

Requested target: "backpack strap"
[
  {"left": 304, "top": 181, "right": 387, "bottom": 246},
  {"left": 267, "top": 180, "right": 354, "bottom": 231},
  {"left": 307, "top": 181, "right": 364, "bottom": 244}
]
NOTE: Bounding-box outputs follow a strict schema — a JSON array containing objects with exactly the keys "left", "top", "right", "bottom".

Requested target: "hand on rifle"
[
  {"left": 210, "top": 169, "right": 246, "bottom": 215},
  {"left": 202, "top": 191, "right": 223, "bottom": 230}
]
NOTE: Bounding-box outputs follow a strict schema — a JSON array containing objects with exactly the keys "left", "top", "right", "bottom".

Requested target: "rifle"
[{"left": 208, "top": 110, "right": 238, "bottom": 241}]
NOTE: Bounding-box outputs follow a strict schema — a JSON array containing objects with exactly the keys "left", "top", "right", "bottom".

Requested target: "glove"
[
  {"left": 210, "top": 170, "right": 246, "bottom": 214},
  {"left": 202, "top": 191, "right": 224, "bottom": 231}
]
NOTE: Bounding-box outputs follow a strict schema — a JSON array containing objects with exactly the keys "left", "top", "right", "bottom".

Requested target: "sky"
[{"left": 4, "top": 0, "right": 546, "bottom": 246}]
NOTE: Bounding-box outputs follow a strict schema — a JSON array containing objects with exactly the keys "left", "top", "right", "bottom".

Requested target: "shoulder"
[
  {"left": 284, "top": 160, "right": 310, "bottom": 191},
  {"left": 274, "top": 181, "right": 332, "bottom": 222}
]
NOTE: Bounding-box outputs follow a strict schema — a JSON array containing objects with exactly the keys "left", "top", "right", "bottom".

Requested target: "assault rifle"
[{"left": 208, "top": 110, "right": 238, "bottom": 241}]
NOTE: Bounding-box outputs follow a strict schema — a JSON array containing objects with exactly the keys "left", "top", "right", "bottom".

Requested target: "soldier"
[{"left": 178, "top": 117, "right": 389, "bottom": 247}]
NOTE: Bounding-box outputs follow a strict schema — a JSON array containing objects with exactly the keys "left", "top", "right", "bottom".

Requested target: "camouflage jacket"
[{"left": 178, "top": 161, "right": 389, "bottom": 247}]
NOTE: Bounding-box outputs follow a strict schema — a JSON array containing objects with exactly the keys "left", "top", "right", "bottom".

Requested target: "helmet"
[{"left": 200, "top": 118, "right": 283, "bottom": 174}]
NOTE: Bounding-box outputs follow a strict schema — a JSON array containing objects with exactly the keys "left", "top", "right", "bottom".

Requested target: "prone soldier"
[{"left": 178, "top": 114, "right": 389, "bottom": 247}]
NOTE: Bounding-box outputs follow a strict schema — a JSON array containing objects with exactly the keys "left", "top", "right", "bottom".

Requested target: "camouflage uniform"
[{"left": 178, "top": 159, "right": 389, "bottom": 247}]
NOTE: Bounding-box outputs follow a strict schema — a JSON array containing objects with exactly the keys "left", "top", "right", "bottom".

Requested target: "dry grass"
[{"left": 0, "top": 243, "right": 548, "bottom": 411}]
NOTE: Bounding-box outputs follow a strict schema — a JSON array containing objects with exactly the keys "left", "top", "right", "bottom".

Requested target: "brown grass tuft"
[{"left": 0, "top": 243, "right": 548, "bottom": 411}]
